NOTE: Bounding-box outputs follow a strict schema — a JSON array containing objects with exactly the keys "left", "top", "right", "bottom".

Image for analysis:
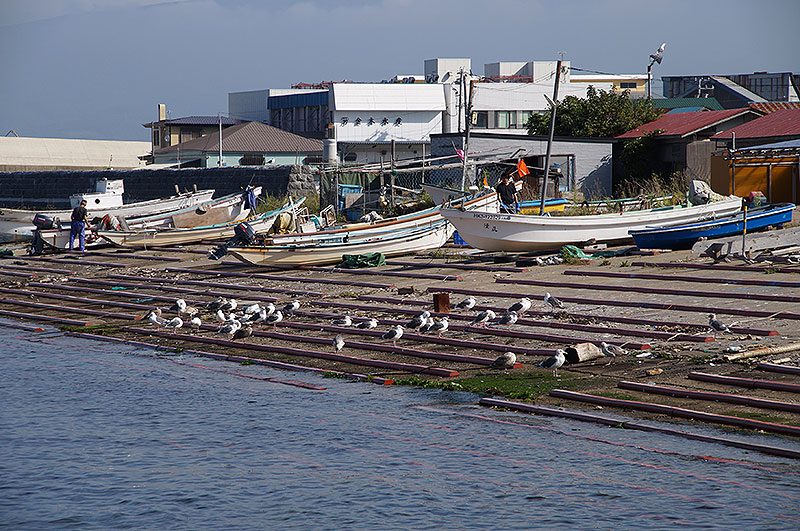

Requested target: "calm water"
[{"left": 1, "top": 322, "right": 799, "bottom": 530}]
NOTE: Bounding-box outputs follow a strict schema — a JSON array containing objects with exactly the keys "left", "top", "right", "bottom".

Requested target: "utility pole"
[
  {"left": 218, "top": 113, "right": 223, "bottom": 167},
  {"left": 457, "top": 68, "right": 464, "bottom": 133},
  {"left": 539, "top": 60, "right": 562, "bottom": 215},
  {"left": 461, "top": 78, "right": 475, "bottom": 191}
]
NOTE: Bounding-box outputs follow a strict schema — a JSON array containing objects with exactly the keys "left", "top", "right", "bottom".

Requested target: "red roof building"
[
  {"left": 616, "top": 109, "right": 759, "bottom": 139},
  {"left": 711, "top": 109, "right": 800, "bottom": 148},
  {"left": 749, "top": 102, "right": 800, "bottom": 114}
]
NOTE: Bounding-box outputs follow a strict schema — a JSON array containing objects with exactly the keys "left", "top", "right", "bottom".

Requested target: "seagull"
[
  {"left": 146, "top": 309, "right": 166, "bottom": 326},
  {"left": 539, "top": 349, "right": 567, "bottom": 376},
  {"left": 231, "top": 326, "right": 253, "bottom": 341},
  {"left": 709, "top": 313, "right": 731, "bottom": 333},
  {"left": 265, "top": 310, "right": 283, "bottom": 328},
  {"left": 215, "top": 309, "right": 227, "bottom": 323},
  {"left": 492, "top": 352, "right": 517, "bottom": 369},
  {"left": 189, "top": 316, "right": 202, "bottom": 329},
  {"left": 428, "top": 316, "right": 449, "bottom": 336},
  {"left": 221, "top": 298, "right": 238, "bottom": 312},
  {"left": 382, "top": 325, "right": 404, "bottom": 346},
  {"left": 418, "top": 316, "right": 435, "bottom": 333},
  {"left": 252, "top": 307, "right": 268, "bottom": 323},
  {"left": 263, "top": 302, "right": 276, "bottom": 317},
  {"left": 169, "top": 298, "right": 187, "bottom": 313},
  {"left": 283, "top": 300, "right": 300, "bottom": 315},
  {"left": 455, "top": 296, "right": 477, "bottom": 310},
  {"left": 164, "top": 316, "right": 183, "bottom": 329},
  {"left": 207, "top": 297, "right": 227, "bottom": 312},
  {"left": 333, "top": 334, "right": 345, "bottom": 352},
  {"left": 508, "top": 297, "right": 532, "bottom": 314},
  {"left": 495, "top": 311, "right": 518, "bottom": 326},
  {"left": 219, "top": 319, "right": 241, "bottom": 336},
  {"left": 406, "top": 310, "right": 431, "bottom": 330},
  {"left": 544, "top": 292, "right": 564, "bottom": 311},
  {"left": 244, "top": 303, "right": 261, "bottom": 315},
  {"left": 332, "top": 315, "right": 353, "bottom": 327},
  {"left": 356, "top": 318, "right": 378, "bottom": 329},
  {"left": 601, "top": 342, "right": 626, "bottom": 357},
  {"left": 471, "top": 309, "right": 496, "bottom": 327}
]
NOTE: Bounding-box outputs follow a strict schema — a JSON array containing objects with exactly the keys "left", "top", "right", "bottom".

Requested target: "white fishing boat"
[
  {"left": 229, "top": 221, "right": 453, "bottom": 267},
  {"left": 0, "top": 179, "right": 215, "bottom": 242},
  {"left": 34, "top": 187, "right": 261, "bottom": 251},
  {"left": 98, "top": 197, "right": 302, "bottom": 248},
  {"left": 267, "top": 189, "right": 498, "bottom": 247},
  {"left": 442, "top": 196, "right": 744, "bottom": 252}
]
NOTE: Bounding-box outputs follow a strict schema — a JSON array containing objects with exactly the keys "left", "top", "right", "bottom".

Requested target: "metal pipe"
[
  {"left": 688, "top": 372, "right": 800, "bottom": 394},
  {"left": 0, "top": 307, "right": 92, "bottom": 327},
  {"left": 496, "top": 277, "right": 800, "bottom": 304},
  {"left": 562, "top": 269, "right": 800, "bottom": 289},
  {"left": 31, "top": 256, "right": 127, "bottom": 268},
  {"left": 0, "top": 287, "right": 153, "bottom": 311},
  {"left": 304, "top": 265, "right": 461, "bottom": 282},
  {"left": 68, "top": 331, "right": 394, "bottom": 385},
  {"left": 549, "top": 389, "right": 800, "bottom": 437},
  {"left": 757, "top": 362, "right": 800, "bottom": 376},
  {"left": 630, "top": 261, "right": 800, "bottom": 275},
  {"left": 430, "top": 285, "right": 800, "bottom": 321},
  {"left": 357, "top": 293, "right": 778, "bottom": 337},
  {"left": 479, "top": 398, "right": 800, "bottom": 460},
  {"left": 0, "top": 263, "right": 73, "bottom": 275},
  {"left": 617, "top": 381, "right": 800, "bottom": 414},
  {"left": 0, "top": 297, "right": 134, "bottom": 321},
  {"left": 0, "top": 269, "right": 33, "bottom": 278},
  {"left": 126, "top": 327, "right": 459, "bottom": 378},
  {"left": 103, "top": 273, "right": 321, "bottom": 297},
  {"left": 387, "top": 259, "right": 527, "bottom": 273},
  {"left": 165, "top": 266, "right": 392, "bottom": 290}
]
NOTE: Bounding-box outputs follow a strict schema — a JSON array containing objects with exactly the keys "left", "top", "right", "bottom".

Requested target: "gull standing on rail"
[
  {"left": 266, "top": 310, "right": 283, "bottom": 328},
  {"left": 539, "top": 349, "right": 566, "bottom": 376},
  {"left": 221, "top": 299, "right": 238, "bottom": 312},
  {"left": 455, "top": 296, "right": 477, "bottom": 311},
  {"left": 601, "top": 342, "right": 626, "bottom": 357},
  {"left": 495, "top": 311, "right": 518, "bottom": 326},
  {"left": 429, "top": 316, "right": 449, "bottom": 336},
  {"left": 709, "top": 313, "right": 731, "bottom": 333},
  {"left": 207, "top": 297, "right": 227, "bottom": 312},
  {"left": 190, "top": 316, "right": 202, "bottom": 329},
  {"left": 283, "top": 300, "right": 300, "bottom": 315},
  {"left": 332, "top": 315, "right": 353, "bottom": 327},
  {"left": 406, "top": 311, "right": 431, "bottom": 330},
  {"left": 164, "top": 316, "right": 183, "bottom": 329},
  {"left": 382, "top": 325, "right": 404, "bottom": 347},
  {"left": 263, "top": 302, "right": 276, "bottom": 317},
  {"left": 169, "top": 299, "right": 187, "bottom": 313},
  {"left": 146, "top": 309, "right": 166, "bottom": 326},
  {"left": 508, "top": 297, "right": 532, "bottom": 314},
  {"left": 333, "top": 334, "right": 345, "bottom": 352},
  {"left": 244, "top": 303, "right": 261, "bottom": 316},
  {"left": 357, "top": 318, "right": 378, "bottom": 329},
  {"left": 215, "top": 309, "right": 228, "bottom": 323},
  {"left": 492, "top": 352, "right": 517, "bottom": 369},
  {"left": 471, "top": 309, "right": 496, "bottom": 327},
  {"left": 219, "top": 319, "right": 241, "bottom": 336},
  {"left": 419, "top": 316, "right": 435, "bottom": 333},
  {"left": 232, "top": 326, "right": 253, "bottom": 341},
  {"left": 544, "top": 292, "right": 564, "bottom": 311}
]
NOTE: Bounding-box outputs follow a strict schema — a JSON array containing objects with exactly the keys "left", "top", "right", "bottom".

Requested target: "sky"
[{"left": 1, "top": 0, "right": 798, "bottom": 141}]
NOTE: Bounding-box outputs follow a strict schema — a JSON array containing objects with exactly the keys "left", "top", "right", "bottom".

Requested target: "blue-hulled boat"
[{"left": 630, "top": 203, "right": 796, "bottom": 250}]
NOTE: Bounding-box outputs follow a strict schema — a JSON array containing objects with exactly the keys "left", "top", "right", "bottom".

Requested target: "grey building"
[
  {"left": 663, "top": 71, "right": 800, "bottom": 108},
  {"left": 429, "top": 132, "right": 614, "bottom": 199}
]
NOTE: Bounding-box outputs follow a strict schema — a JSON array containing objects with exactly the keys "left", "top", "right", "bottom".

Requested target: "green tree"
[{"left": 527, "top": 86, "right": 662, "bottom": 138}]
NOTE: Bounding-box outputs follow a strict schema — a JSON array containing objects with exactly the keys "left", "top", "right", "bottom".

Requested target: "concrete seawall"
[{"left": 0, "top": 166, "right": 316, "bottom": 208}]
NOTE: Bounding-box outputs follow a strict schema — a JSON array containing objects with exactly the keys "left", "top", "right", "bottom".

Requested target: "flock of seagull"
[{"left": 141, "top": 289, "right": 735, "bottom": 377}]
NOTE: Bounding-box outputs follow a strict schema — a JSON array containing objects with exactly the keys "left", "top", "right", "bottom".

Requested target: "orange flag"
[{"left": 516, "top": 158, "right": 530, "bottom": 177}]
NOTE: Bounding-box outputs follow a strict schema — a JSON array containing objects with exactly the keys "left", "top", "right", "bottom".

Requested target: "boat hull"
[
  {"left": 630, "top": 203, "right": 796, "bottom": 250},
  {"left": 441, "top": 197, "right": 744, "bottom": 252},
  {"left": 0, "top": 189, "right": 215, "bottom": 242},
  {"left": 229, "top": 222, "right": 453, "bottom": 267}
]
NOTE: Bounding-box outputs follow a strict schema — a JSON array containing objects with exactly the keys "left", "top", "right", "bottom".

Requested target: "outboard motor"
[
  {"left": 32, "top": 213, "right": 54, "bottom": 230},
  {"left": 208, "top": 221, "right": 257, "bottom": 260}
]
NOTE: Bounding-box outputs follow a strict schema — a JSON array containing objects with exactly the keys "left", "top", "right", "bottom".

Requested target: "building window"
[
  {"left": 471, "top": 111, "right": 488, "bottom": 128},
  {"left": 620, "top": 82, "right": 638, "bottom": 89},
  {"left": 153, "top": 129, "right": 160, "bottom": 147},
  {"left": 240, "top": 154, "right": 265, "bottom": 166},
  {"left": 494, "top": 111, "right": 517, "bottom": 129},
  {"left": 343, "top": 152, "right": 357, "bottom": 162}
]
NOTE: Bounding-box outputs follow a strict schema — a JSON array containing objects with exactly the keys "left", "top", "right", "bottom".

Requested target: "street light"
[{"left": 647, "top": 42, "right": 667, "bottom": 99}]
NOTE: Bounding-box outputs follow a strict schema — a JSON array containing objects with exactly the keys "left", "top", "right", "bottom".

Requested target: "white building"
[
  {"left": 228, "top": 88, "right": 326, "bottom": 124},
  {"left": 0, "top": 136, "right": 150, "bottom": 172}
]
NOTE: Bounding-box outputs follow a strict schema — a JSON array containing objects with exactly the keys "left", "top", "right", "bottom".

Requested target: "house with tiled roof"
[
  {"left": 143, "top": 104, "right": 243, "bottom": 153},
  {"left": 152, "top": 121, "right": 323, "bottom": 167},
  {"left": 616, "top": 109, "right": 761, "bottom": 181}
]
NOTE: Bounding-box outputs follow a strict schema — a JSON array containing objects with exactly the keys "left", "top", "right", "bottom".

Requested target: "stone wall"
[
  {"left": 0, "top": 166, "right": 292, "bottom": 208},
  {"left": 286, "top": 165, "right": 319, "bottom": 199}
]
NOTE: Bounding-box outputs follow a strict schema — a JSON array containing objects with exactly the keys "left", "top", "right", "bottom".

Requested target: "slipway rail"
[
  {"left": 563, "top": 269, "right": 800, "bottom": 289},
  {"left": 688, "top": 372, "right": 800, "bottom": 394},
  {"left": 165, "top": 266, "right": 392, "bottom": 290}
]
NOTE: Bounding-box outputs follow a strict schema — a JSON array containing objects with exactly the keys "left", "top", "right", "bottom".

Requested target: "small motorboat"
[{"left": 630, "top": 203, "right": 796, "bottom": 250}]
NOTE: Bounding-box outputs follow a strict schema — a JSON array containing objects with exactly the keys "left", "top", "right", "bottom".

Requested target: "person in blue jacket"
[{"left": 69, "top": 199, "right": 89, "bottom": 252}]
